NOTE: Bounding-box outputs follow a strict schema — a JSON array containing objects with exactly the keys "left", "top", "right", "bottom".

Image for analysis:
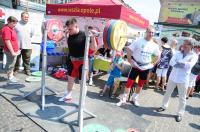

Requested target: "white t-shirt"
[
  {"left": 15, "top": 20, "right": 34, "bottom": 49},
  {"left": 128, "top": 38, "right": 160, "bottom": 70}
]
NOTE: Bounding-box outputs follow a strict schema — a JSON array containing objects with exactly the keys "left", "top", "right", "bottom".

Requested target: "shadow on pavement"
[
  {"left": 189, "top": 123, "right": 200, "bottom": 130},
  {"left": 121, "top": 104, "right": 175, "bottom": 119},
  {"left": 185, "top": 105, "right": 200, "bottom": 116},
  {"left": 153, "top": 88, "right": 178, "bottom": 98},
  {"left": 45, "top": 95, "right": 79, "bottom": 108},
  {"left": 193, "top": 93, "right": 200, "bottom": 99},
  {"left": 36, "top": 106, "right": 66, "bottom": 119},
  {"left": 0, "top": 83, "right": 25, "bottom": 90},
  {"left": 22, "top": 93, "right": 79, "bottom": 108},
  {"left": 92, "top": 79, "right": 106, "bottom": 89},
  {"left": 26, "top": 106, "right": 77, "bottom": 132},
  {"left": 10, "top": 93, "right": 78, "bottom": 132},
  {"left": 86, "top": 90, "right": 119, "bottom": 103},
  {"left": 86, "top": 89, "right": 175, "bottom": 119}
]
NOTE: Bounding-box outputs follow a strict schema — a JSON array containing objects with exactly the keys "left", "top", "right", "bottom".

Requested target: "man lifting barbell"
[
  {"left": 117, "top": 26, "right": 161, "bottom": 107},
  {"left": 59, "top": 18, "right": 97, "bottom": 102}
]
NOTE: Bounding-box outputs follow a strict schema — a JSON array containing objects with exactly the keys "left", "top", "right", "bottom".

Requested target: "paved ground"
[
  {"left": 133, "top": 87, "right": 200, "bottom": 132},
  {"left": 0, "top": 95, "right": 45, "bottom": 132},
  {"left": 0, "top": 62, "right": 200, "bottom": 132}
]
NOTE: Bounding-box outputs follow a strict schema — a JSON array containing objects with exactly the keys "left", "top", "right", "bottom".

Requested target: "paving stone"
[
  {"left": 0, "top": 95, "right": 45, "bottom": 132},
  {"left": 0, "top": 63, "right": 200, "bottom": 132}
]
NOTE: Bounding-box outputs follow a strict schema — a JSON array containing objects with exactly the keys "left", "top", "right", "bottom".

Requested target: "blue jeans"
[{"left": 89, "top": 56, "right": 94, "bottom": 74}]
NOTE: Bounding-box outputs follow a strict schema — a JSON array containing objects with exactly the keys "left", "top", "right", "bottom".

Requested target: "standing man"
[
  {"left": 117, "top": 26, "right": 160, "bottom": 106},
  {"left": 14, "top": 11, "right": 34, "bottom": 75},
  {"left": 156, "top": 39, "right": 198, "bottom": 122},
  {"left": 2, "top": 16, "right": 20, "bottom": 83},
  {"left": 59, "top": 18, "right": 97, "bottom": 101},
  {"left": 88, "top": 26, "right": 98, "bottom": 86},
  {"left": 187, "top": 45, "right": 200, "bottom": 99}
]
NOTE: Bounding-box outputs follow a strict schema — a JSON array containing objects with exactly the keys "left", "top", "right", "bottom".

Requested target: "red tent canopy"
[{"left": 46, "top": 0, "right": 149, "bottom": 28}]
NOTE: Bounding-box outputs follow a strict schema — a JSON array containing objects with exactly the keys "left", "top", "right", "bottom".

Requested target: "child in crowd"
[
  {"left": 187, "top": 45, "right": 200, "bottom": 99},
  {"left": 156, "top": 37, "right": 173, "bottom": 91},
  {"left": 2, "top": 16, "right": 20, "bottom": 83},
  {"left": 99, "top": 51, "right": 124, "bottom": 98}
]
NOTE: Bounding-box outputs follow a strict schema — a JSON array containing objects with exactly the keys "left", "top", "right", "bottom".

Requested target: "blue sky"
[{"left": 124, "top": 0, "right": 161, "bottom": 25}]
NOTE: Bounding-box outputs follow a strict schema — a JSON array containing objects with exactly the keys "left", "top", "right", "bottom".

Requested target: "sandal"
[
  {"left": 99, "top": 90, "right": 104, "bottom": 97},
  {"left": 110, "top": 94, "right": 116, "bottom": 99}
]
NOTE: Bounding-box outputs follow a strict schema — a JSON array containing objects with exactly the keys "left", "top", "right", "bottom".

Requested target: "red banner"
[
  {"left": 46, "top": 0, "right": 149, "bottom": 29},
  {"left": 47, "top": 4, "right": 121, "bottom": 19}
]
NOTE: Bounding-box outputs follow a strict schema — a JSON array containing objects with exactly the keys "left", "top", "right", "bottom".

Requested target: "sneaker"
[
  {"left": 58, "top": 92, "right": 72, "bottom": 102},
  {"left": 133, "top": 100, "right": 140, "bottom": 107},
  {"left": 63, "top": 97, "right": 72, "bottom": 102},
  {"left": 110, "top": 94, "right": 116, "bottom": 99},
  {"left": 89, "top": 80, "right": 93, "bottom": 86},
  {"left": 58, "top": 96, "right": 66, "bottom": 102},
  {"left": 25, "top": 71, "right": 31, "bottom": 76},
  {"left": 116, "top": 96, "right": 126, "bottom": 106},
  {"left": 9, "top": 76, "right": 18, "bottom": 83},
  {"left": 130, "top": 99, "right": 140, "bottom": 107},
  {"left": 59, "top": 96, "right": 72, "bottom": 102}
]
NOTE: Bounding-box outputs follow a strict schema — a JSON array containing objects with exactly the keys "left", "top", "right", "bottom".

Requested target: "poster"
[
  {"left": 159, "top": 0, "right": 200, "bottom": 25},
  {"left": 154, "top": 24, "right": 200, "bottom": 49}
]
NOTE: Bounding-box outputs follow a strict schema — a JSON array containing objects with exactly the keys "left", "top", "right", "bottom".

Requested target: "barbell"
[
  {"left": 46, "top": 19, "right": 64, "bottom": 42},
  {"left": 46, "top": 19, "right": 131, "bottom": 51},
  {"left": 105, "top": 20, "right": 128, "bottom": 51}
]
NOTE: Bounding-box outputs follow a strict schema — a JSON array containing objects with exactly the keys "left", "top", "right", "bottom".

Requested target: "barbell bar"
[{"left": 46, "top": 19, "right": 134, "bottom": 51}]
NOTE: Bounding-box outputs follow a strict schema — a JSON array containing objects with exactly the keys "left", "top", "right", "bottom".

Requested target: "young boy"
[
  {"left": 99, "top": 51, "right": 124, "bottom": 98},
  {"left": 2, "top": 16, "right": 20, "bottom": 83}
]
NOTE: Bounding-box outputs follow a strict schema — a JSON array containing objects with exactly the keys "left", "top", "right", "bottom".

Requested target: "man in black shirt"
[{"left": 59, "top": 18, "right": 97, "bottom": 102}]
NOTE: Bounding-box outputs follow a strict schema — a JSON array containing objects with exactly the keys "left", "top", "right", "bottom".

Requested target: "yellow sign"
[
  {"left": 159, "top": 1, "right": 200, "bottom": 25},
  {"left": 57, "top": 7, "right": 101, "bottom": 15}
]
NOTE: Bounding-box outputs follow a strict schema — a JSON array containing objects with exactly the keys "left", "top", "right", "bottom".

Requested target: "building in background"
[
  {"left": 154, "top": 0, "right": 200, "bottom": 47},
  {"left": 0, "top": 0, "right": 47, "bottom": 70}
]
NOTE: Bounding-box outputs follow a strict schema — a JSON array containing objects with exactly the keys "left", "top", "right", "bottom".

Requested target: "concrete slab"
[{"left": 0, "top": 71, "right": 151, "bottom": 132}]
